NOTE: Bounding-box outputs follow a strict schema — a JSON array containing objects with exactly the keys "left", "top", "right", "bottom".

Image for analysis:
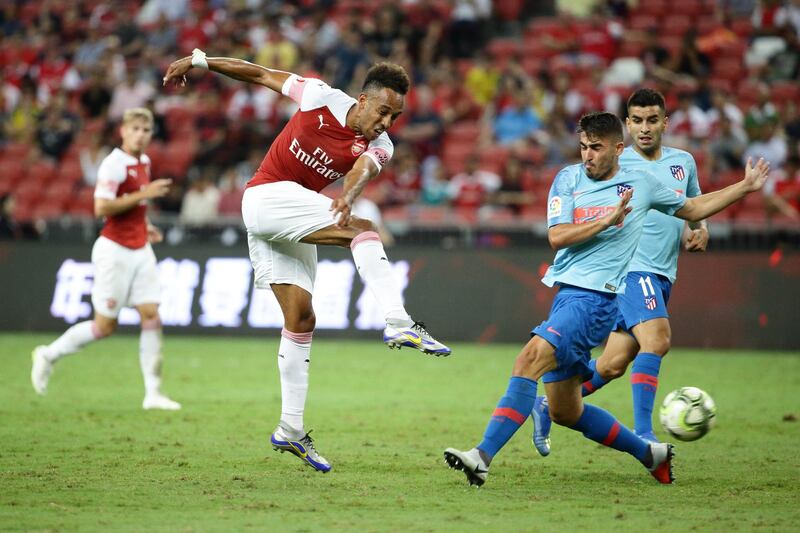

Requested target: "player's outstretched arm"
[
  {"left": 95, "top": 179, "right": 172, "bottom": 218},
  {"left": 330, "top": 157, "right": 381, "bottom": 228},
  {"left": 548, "top": 189, "right": 633, "bottom": 251},
  {"left": 162, "top": 49, "right": 291, "bottom": 93},
  {"left": 674, "top": 157, "right": 770, "bottom": 222}
]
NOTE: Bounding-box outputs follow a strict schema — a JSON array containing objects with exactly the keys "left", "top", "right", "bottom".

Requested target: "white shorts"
[
  {"left": 242, "top": 181, "right": 338, "bottom": 294},
  {"left": 91, "top": 236, "right": 160, "bottom": 318}
]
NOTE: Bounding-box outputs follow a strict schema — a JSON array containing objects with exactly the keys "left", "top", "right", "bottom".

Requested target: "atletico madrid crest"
[
  {"left": 644, "top": 296, "right": 657, "bottom": 310},
  {"left": 617, "top": 183, "right": 633, "bottom": 197},
  {"left": 670, "top": 165, "right": 685, "bottom": 181}
]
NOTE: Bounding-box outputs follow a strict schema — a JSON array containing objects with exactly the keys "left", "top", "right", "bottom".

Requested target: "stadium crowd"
[{"left": 0, "top": 0, "right": 799, "bottom": 237}]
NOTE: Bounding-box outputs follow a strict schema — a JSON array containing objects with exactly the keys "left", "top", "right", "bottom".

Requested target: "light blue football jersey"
[
  {"left": 621, "top": 146, "right": 702, "bottom": 282},
  {"left": 542, "top": 163, "right": 687, "bottom": 294}
]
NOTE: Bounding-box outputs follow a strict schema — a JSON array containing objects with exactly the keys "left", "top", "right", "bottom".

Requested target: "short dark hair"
[
  {"left": 362, "top": 62, "right": 410, "bottom": 95},
  {"left": 627, "top": 88, "right": 666, "bottom": 112},
  {"left": 576, "top": 112, "right": 623, "bottom": 142}
]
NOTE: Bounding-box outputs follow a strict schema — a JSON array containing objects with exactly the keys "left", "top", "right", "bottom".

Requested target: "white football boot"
[
  {"left": 142, "top": 393, "right": 182, "bottom": 411},
  {"left": 31, "top": 345, "right": 53, "bottom": 395},
  {"left": 443, "top": 447, "right": 489, "bottom": 487},
  {"left": 383, "top": 321, "right": 451, "bottom": 356}
]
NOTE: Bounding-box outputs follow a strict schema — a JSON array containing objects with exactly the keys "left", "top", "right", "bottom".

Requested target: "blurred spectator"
[
  {"left": 710, "top": 113, "right": 749, "bottom": 174},
  {"left": 578, "top": 5, "right": 622, "bottom": 65},
  {"left": 255, "top": 19, "right": 299, "bottom": 72},
  {"left": 743, "top": 119, "right": 788, "bottom": 171},
  {"left": 74, "top": 28, "right": 110, "bottom": 75},
  {"left": 364, "top": 5, "right": 406, "bottom": 59},
  {"left": 331, "top": 28, "right": 370, "bottom": 90},
  {"left": 0, "top": 194, "right": 40, "bottom": 240},
  {"left": 775, "top": 0, "right": 800, "bottom": 36},
  {"left": 180, "top": 173, "right": 220, "bottom": 226},
  {"left": 668, "top": 29, "right": 711, "bottom": 80},
  {"left": 763, "top": 155, "right": 800, "bottom": 220},
  {"left": 79, "top": 70, "right": 112, "bottom": 119},
  {"left": 146, "top": 13, "right": 178, "bottom": 52},
  {"left": 766, "top": 25, "right": 800, "bottom": 81},
  {"left": 493, "top": 88, "right": 543, "bottom": 145},
  {"left": 492, "top": 156, "right": 535, "bottom": 215},
  {"left": 217, "top": 168, "right": 245, "bottom": 218},
  {"left": 744, "top": 83, "right": 778, "bottom": 137},
  {"left": 300, "top": 7, "right": 340, "bottom": 68},
  {"left": 137, "top": 0, "right": 189, "bottom": 25},
  {"left": 108, "top": 68, "right": 155, "bottom": 120},
  {"left": 36, "top": 94, "right": 79, "bottom": 161},
  {"left": 420, "top": 157, "right": 450, "bottom": 205},
  {"left": 667, "top": 92, "right": 710, "bottom": 147},
  {"left": 8, "top": 87, "right": 39, "bottom": 142},
  {"left": 449, "top": 0, "right": 492, "bottom": 58},
  {"left": 397, "top": 84, "right": 444, "bottom": 159},
  {"left": 448, "top": 155, "right": 501, "bottom": 210},
  {"left": 385, "top": 145, "right": 422, "bottom": 205},
  {"left": 79, "top": 131, "right": 112, "bottom": 187},
  {"left": 718, "top": 0, "right": 757, "bottom": 18},
  {"left": 464, "top": 52, "right": 500, "bottom": 106}
]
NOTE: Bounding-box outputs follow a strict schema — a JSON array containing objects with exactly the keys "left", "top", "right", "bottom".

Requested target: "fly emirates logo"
[{"left": 289, "top": 138, "right": 345, "bottom": 180}]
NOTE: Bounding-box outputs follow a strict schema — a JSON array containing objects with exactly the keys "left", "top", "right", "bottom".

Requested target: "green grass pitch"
[{"left": 1, "top": 333, "right": 798, "bottom": 531}]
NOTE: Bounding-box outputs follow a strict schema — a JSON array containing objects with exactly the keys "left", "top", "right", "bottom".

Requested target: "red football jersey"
[
  {"left": 94, "top": 147, "right": 151, "bottom": 249},
  {"left": 247, "top": 76, "right": 394, "bottom": 193}
]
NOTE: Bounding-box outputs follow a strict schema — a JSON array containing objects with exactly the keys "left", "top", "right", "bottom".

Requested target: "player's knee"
[
  {"left": 93, "top": 319, "right": 116, "bottom": 337},
  {"left": 549, "top": 403, "right": 581, "bottom": 427},
  {"left": 641, "top": 334, "right": 671, "bottom": 356},
  {"left": 599, "top": 358, "right": 628, "bottom": 380},
  {"left": 352, "top": 218, "right": 378, "bottom": 234},
  {"left": 286, "top": 308, "right": 316, "bottom": 333}
]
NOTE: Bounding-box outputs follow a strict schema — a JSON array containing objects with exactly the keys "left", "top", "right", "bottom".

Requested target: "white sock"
[
  {"left": 46, "top": 320, "right": 103, "bottom": 362},
  {"left": 279, "top": 328, "right": 313, "bottom": 433},
  {"left": 140, "top": 318, "right": 163, "bottom": 396},
  {"left": 350, "top": 231, "right": 412, "bottom": 327}
]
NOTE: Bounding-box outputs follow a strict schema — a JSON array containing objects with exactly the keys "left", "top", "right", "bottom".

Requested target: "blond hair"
[{"left": 122, "top": 107, "right": 154, "bottom": 125}]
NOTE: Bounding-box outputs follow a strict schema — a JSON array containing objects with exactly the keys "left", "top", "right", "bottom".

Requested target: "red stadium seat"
[
  {"left": 58, "top": 156, "right": 84, "bottom": 185},
  {"left": 731, "top": 17, "right": 753, "bottom": 38},
  {"left": 479, "top": 145, "right": 509, "bottom": 174},
  {"left": 488, "top": 39, "right": 521, "bottom": 62},
  {"left": 631, "top": 0, "right": 668, "bottom": 17},
  {"left": 67, "top": 187, "right": 96, "bottom": 217},
  {"left": 2, "top": 142, "right": 31, "bottom": 161},
  {"left": 618, "top": 41, "right": 645, "bottom": 58},
  {"left": 662, "top": 15, "right": 692, "bottom": 37},
  {"left": 26, "top": 162, "right": 58, "bottom": 186},
  {"left": 671, "top": 0, "right": 712, "bottom": 17},
  {"left": 712, "top": 58, "right": 745, "bottom": 84},
  {"left": 495, "top": 0, "right": 523, "bottom": 22},
  {"left": 771, "top": 82, "right": 800, "bottom": 104},
  {"left": 444, "top": 122, "right": 481, "bottom": 143},
  {"left": 628, "top": 15, "right": 658, "bottom": 32},
  {"left": 0, "top": 158, "right": 27, "bottom": 188}
]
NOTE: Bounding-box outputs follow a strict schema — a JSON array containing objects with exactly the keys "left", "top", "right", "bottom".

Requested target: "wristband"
[{"left": 191, "top": 48, "right": 208, "bottom": 70}]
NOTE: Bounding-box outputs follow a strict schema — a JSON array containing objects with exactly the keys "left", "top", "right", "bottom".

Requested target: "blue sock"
[
  {"left": 631, "top": 352, "right": 662, "bottom": 435},
  {"left": 570, "top": 403, "right": 648, "bottom": 461},
  {"left": 477, "top": 376, "right": 538, "bottom": 459},
  {"left": 581, "top": 359, "right": 608, "bottom": 397}
]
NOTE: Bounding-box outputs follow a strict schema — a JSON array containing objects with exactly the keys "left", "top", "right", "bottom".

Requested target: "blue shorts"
[
  {"left": 532, "top": 285, "right": 618, "bottom": 384},
  {"left": 615, "top": 271, "right": 673, "bottom": 333}
]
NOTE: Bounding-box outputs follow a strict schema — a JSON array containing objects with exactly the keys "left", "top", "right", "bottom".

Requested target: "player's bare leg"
[
  {"left": 581, "top": 330, "right": 640, "bottom": 396},
  {"left": 137, "top": 303, "right": 180, "bottom": 411},
  {"left": 31, "top": 313, "right": 115, "bottom": 395},
  {"left": 303, "top": 218, "right": 450, "bottom": 356},
  {"left": 267, "top": 283, "right": 330, "bottom": 472}
]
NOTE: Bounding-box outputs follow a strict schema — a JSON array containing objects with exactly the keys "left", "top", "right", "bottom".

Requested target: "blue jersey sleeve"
[
  {"left": 547, "top": 169, "right": 575, "bottom": 227},
  {"left": 686, "top": 157, "right": 702, "bottom": 198},
  {"left": 645, "top": 171, "right": 687, "bottom": 215}
]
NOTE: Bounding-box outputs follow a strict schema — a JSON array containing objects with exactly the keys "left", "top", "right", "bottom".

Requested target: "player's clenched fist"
[{"left": 143, "top": 178, "right": 172, "bottom": 199}]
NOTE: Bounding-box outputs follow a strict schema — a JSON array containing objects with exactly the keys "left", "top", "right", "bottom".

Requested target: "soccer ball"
[{"left": 659, "top": 387, "right": 717, "bottom": 442}]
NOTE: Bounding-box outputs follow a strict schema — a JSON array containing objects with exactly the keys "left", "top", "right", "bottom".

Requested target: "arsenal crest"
[
  {"left": 670, "top": 165, "right": 685, "bottom": 181},
  {"left": 351, "top": 139, "right": 367, "bottom": 157},
  {"left": 616, "top": 183, "right": 633, "bottom": 197}
]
